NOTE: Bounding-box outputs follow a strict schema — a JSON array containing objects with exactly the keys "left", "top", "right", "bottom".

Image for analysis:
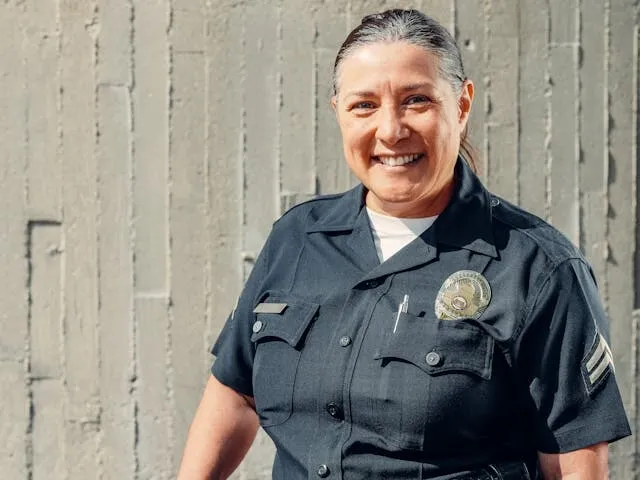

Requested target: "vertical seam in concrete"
[
  {"left": 577, "top": 0, "right": 585, "bottom": 253},
  {"left": 19, "top": 5, "right": 33, "bottom": 476},
  {"left": 312, "top": 16, "right": 319, "bottom": 195},
  {"left": 91, "top": 1, "right": 105, "bottom": 476},
  {"left": 277, "top": 0, "right": 283, "bottom": 214},
  {"left": 54, "top": 1, "right": 68, "bottom": 475},
  {"left": 165, "top": 0, "right": 176, "bottom": 466},
  {"left": 275, "top": 1, "right": 283, "bottom": 213},
  {"left": 514, "top": 1, "right": 521, "bottom": 205},
  {"left": 203, "top": 0, "right": 212, "bottom": 374},
  {"left": 544, "top": 0, "right": 552, "bottom": 222},
  {"left": 634, "top": 2, "right": 640, "bottom": 311},
  {"left": 603, "top": 0, "right": 611, "bottom": 309},
  {"left": 575, "top": 0, "right": 583, "bottom": 249},
  {"left": 516, "top": 0, "right": 521, "bottom": 196},
  {"left": 634, "top": 11, "right": 640, "bottom": 313},
  {"left": 632, "top": 8, "right": 640, "bottom": 472},
  {"left": 25, "top": 221, "right": 34, "bottom": 480},
  {"left": 452, "top": 0, "right": 458, "bottom": 40},
  {"left": 483, "top": 0, "right": 490, "bottom": 181},
  {"left": 22, "top": 5, "right": 31, "bottom": 217},
  {"left": 56, "top": 0, "right": 64, "bottom": 223},
  {"left": 240, "top": 1, "right": 248, "bottom": 277},
  {"left": 128, "top": 0, "right": 140, "bottom": 476}
]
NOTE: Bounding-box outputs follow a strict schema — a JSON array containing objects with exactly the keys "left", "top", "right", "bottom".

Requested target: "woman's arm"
[
  {"left": 176, "top": 375, "right": 260, "bottom": 480},
  {"left": 537, "top": 442, "right": 608, "bottom": 480}
]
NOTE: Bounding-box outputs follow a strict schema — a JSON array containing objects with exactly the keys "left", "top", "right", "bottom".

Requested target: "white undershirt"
[{"left": 366, "top": 207, "right": 438, "bottom": 263}]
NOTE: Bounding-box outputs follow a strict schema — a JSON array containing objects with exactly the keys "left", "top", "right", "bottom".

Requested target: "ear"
[
  {"left": 331, "top": 95, "right": 338, "bottom": 115},
  {"left": 457, "top": 79, "right": 474, "bottom": 129}
]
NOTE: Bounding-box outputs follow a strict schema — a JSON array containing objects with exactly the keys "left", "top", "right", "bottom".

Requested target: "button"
[
  {"left": 339, "top": 336, "right": 352, "bottom": 347},
  {"left": 490, "top": 197, "right": 500, "bottom": 207},
  {"left": 317, "top": 464, "right": 330, "bottom": 477},
  {"left": 425, "top": 351, "right": 441, "bottom": 366},
  {"left": 252, "top": 320, "right": 263, "bottom": 333},
  {"left": 325, "top": 402, "right": 343, "bottom": 420}
]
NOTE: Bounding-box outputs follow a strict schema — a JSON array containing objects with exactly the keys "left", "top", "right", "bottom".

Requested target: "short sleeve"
[
  {"left": 515, "top": 258, "right": 631, "bottom": 453},
  {"left": 210, "top": 239, "right": 271, "bottom": 397}
]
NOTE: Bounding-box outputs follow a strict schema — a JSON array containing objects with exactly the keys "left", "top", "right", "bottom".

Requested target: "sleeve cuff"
[
  {"left": 211, "top": 360, "right": 254, "bottom": 398},
  {"left": 537, "top": 415, "right": 632, "bottom": 454}
]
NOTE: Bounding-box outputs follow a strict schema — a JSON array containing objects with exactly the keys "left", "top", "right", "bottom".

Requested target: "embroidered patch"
[
  {"left": 582, "top": 333, "right": 614, "bottom": 395},
  {"left": 435, "top": 270, "right": 491, "bottom": 320}
]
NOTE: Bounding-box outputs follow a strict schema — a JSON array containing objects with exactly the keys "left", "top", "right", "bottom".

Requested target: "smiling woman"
[
  {"left": 177, "top": 9, "right": 631, "bottom": 480},
  {"left": 332, "top": 41, "right": 472, "bottom": 218}
]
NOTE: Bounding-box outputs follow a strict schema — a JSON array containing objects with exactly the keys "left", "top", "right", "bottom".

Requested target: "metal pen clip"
[{"left": 393, "top": 294, "right": 409, "bottom": 334}]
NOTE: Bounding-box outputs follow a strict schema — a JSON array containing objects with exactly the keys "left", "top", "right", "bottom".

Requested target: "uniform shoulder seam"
[
  {"left": 491, "top": 200, "right": 582, "bottom": 266},
  {"left": 512, "top": 257, "right": 589, "bottom": 345}
]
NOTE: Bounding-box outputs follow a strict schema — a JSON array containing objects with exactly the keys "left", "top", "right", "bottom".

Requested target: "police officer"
[{"left": 177, "top": 9, "right": 631, "bottom": 479}]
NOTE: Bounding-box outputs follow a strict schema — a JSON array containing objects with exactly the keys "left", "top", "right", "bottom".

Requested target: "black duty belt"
[{"left": 453, "top": 461, "right": 531, "bottom": 480}]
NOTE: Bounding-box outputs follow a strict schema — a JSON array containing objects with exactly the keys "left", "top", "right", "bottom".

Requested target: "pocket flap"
[
  {"left": 251, "top": 294, "right": 319, "bottom": 348},
  {"left": 375, "top": 315, "right": 494, "bottom": 380}
]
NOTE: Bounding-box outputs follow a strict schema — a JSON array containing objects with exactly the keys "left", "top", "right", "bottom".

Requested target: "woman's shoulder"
[
  {"left": 272, "top": 185, "right": 363, "bottom": 233},
  {"left": 489, "top": 194, "right": 585, "bottom": 267}
]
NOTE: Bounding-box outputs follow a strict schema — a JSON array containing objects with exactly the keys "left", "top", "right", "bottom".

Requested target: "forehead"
[{"left": 337, "top": 41, "right": 442, "bottom": 95}]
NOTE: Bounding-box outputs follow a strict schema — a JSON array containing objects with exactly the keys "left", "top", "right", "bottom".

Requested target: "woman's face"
[{"left": 333, "top": 41, "right": 473, "bottom": 218}]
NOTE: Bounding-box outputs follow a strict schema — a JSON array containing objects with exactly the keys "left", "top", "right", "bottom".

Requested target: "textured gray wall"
[{"left": 0, "top": 0, "right": 637, "bottom": 478}]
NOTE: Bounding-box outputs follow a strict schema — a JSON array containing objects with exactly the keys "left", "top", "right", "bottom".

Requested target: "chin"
[
  {"left": 367, "top": 188, "right": 418, "bottom": 207},
  {"left": 373, "top": 182, "right": 421, "bottom": 200}
]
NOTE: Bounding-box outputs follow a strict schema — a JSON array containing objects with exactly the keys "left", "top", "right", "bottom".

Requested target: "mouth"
[{"left": 372, "top": 153, "right": 424, "bottom": 167}]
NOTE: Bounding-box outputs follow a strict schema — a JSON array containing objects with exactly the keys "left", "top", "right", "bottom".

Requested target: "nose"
[{"left": 376, "top": 106, "right": 410, "bottom": 144}]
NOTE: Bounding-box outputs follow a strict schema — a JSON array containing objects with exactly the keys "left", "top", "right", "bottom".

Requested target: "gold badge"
[{"left": 435, "top": 270, "right": 491, "bottom": 320}]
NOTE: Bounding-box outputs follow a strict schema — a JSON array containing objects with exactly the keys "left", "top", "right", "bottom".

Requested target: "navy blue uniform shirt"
[{"left": 211, "top": 159, "right": 631, "bottom": 479}]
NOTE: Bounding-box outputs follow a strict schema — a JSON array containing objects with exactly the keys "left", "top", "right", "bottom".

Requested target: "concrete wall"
[{"left": 0, "top": 0, "right": 637, "bottom": 478}]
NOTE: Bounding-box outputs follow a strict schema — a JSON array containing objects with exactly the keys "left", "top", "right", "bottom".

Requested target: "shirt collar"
[
  {"left": 304, "top": 184, "right": 365, "bottom": 233},
  {"left": 305, "top": 157, "right": 498, "bottom": 258},
  {"left": 434, "top": 158, "right": 498, "bottom": 258}
]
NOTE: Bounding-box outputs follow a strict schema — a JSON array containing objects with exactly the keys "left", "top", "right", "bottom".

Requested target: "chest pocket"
[
  {"left": 251, "top": 293, "right": 319, "bottom": 427},
  {"left": 373, "top": 313, "right": 495, "bottom": 450}
]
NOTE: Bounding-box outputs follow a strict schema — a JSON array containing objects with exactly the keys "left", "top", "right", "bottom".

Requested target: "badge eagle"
[{"left": 435, "top": 270, "right": 491, "bottom": 320}]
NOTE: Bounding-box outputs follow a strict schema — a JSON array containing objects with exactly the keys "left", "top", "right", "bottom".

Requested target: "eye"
[
  {"left": 405, "top": 95, "right": 431, "bottom": 105},
  {"left": 351, "top": 101, "right": 376, "bottom": 110}
]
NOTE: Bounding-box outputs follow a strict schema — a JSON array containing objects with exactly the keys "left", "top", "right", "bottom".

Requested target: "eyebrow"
[{"left": 343, "top": 82, "right": 435, "bottom": 100}]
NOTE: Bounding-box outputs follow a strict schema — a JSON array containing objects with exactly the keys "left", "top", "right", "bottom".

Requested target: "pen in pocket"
[{"left": 393, "top": 294, "right": 409, "bottom": 334}]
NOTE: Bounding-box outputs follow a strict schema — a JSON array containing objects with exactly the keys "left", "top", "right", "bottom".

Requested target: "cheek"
[
  {"left": 341, "top": 134, "right": 368, "bottom": 173},
  {"left": 344, "top": 124, "right": 373, "bottom": 154},
  {"left": 422, "top": 116, "right": 458, "bottom": 152}
]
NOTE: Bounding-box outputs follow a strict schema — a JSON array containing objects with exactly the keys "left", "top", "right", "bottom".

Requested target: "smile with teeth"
[{"left": 374, "top": 154, "right": 424, "bottom": 167}]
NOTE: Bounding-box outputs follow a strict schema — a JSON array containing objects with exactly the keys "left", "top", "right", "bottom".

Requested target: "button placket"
[{"left": 310, "top": 283, "right": 391, "bottom": 480}]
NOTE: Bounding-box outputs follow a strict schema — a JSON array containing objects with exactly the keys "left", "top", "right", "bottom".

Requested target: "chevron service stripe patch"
[{"left": 582, "top": 333, "right": 614, "bottom": 395}]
